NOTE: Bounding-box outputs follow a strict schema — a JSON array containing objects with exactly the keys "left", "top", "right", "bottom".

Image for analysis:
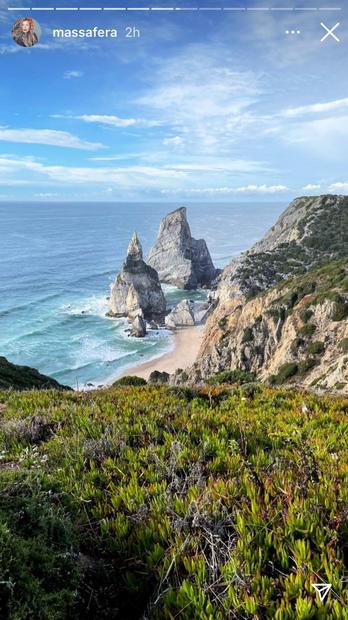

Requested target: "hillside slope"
[
  {"left": 0, "top": 356, "right": 70, "bottom": 391},
  {"left": 185, "top": 196, "right": 348, "bottom": 393},
  {"left": 0, "top": 384, "right": 347, "bottom": 618}
]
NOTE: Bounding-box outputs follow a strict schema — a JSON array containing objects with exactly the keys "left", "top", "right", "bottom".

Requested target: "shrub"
[
  {"left": 332, "top": 299, "right": 348, "bottom": 321},
  {"left": 208, "top": 369, "right": 256, "bottom": 385},
  {"left": 241, "top": 327, "right": 253, "bottom": 344},
  {"left": 339, "top": 338, "right": 348, "bottom": 353},
  {"left": 291, "top": 337, "right": 305, "bottom": 354},
  {"left": 307, "top": 341, "right": 325, "bottom": 355},
  {"left": 113, "top": 375, "right": 147, "bottom": 386},
  {"left": 299, "top": 323, "right": 316, "bottom": 337},
  {"left": 218, "top": 316, "right": 227, "bottom": 330},
  {"left": 300, "top": 308, "right": 313, "bottom": 324},
  {"left": 273, "top": 362, "right": 298, "bottom": 384},
  {"left": 298, "top": 358, "right": 318, "bottom": 375},
  {"left": 148, "top": 370, "right": 170, "bottom": 385}
]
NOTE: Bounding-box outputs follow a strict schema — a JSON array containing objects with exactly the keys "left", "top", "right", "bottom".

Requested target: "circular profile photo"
[{"left": 12, "top": 17, "right": 41, "bottom": 48}]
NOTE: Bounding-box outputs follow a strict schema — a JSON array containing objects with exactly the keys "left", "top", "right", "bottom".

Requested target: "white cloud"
[
  {"left": 34, "top": 192, "right": 60, "bottom": 198},
  {"left": 0, "top": 156, "right": 186, "bottom": 189},
  {"left": 137, "top": 46, "right": 262, "bottom": 153},
  {"left": 162, "top": 184, "right": 288, "bottom": 195},
  {"left": 282, "top": 98, "right": 348, "bottom": 118},
  {"left": 329, "top": 182, "right": 348, "bottom": 193},
  {"left": 56, "top": 114, "right": 162, "bottom": 128},
  {"left": 163, "top": 136, "right": 184, "bottom": 147},
  {"left": 163, "top": 161, "right": 266, "bottom": 173},
  {"left": 236, "top": 184, "right": 288, "bottom": 194},
  {"left": 272, "top": 113, "right": 348, "bottom": 161},
  {"left": 0, "top": 44, "right": 21, "bottom": 55},
  {"left": 0, "top": 128, "right": 104, "bottom": 150},
  {"left": 302, "top": 184, "right": 321, "bottom": 191},
  {"left": 64, "top": 70, "right": 83, "bottom": 79}
]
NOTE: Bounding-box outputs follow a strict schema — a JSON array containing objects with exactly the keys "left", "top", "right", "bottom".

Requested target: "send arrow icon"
[{"left": 312, "top": 583, "right": 332, "bottom": 602}]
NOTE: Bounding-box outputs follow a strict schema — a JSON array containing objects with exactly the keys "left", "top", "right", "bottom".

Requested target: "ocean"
[{"left": 0, "top": 202, "right": 285, "bottom": 388}]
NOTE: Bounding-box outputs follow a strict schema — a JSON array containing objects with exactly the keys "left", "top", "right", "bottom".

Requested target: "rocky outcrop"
[
  {"left": 108, "top": 232, "right": 166, "bottom": 323},
  {"left": 184, "top": 261, "right": 348, "bottom": 393},
  {"left": 182, "top": 195, "right": 348, "bottom": 393},
  {"left": 216, "top": 194, "right": 348, "bottom": 303},
  {"left": 148, "top": 207, "right": 218, "bottom": 289},
  {"left": 165, "top": 300, "right": 212, "bottom": 329},
  {"left": 0, "top": 356, "right": 71, "bottom": 391},
  {"left": 130, "top": 315, "right": 147, "bottom": 338}
]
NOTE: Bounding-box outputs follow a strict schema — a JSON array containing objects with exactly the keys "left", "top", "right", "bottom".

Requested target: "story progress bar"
[{"left": 7, "top": 6, "right": 343, "bottom": 12}]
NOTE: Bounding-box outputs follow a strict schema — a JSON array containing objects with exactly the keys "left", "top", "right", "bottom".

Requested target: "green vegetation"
[
  {"left": 298, "top": 323, "right": 316, "bottom": 337},
  {"left": 269, "top": 362, "right": 298, "bottom": 385},
  {"left": 1, "top": 384, "right": 347, "bottom": 618},
  {"left": 269, "top": 260, "right": 348, "bottom": 321},
  {"left": 299, "top": 308, "right": 313, "bottom": 324},
  {"left": 291, "top": 337, "right": 305, "bottom": 355},
  {"left": 0, "top": 357, "right": 70, "bottom": 392},
  {"left": 148, "top": 371, "right": 170, "bottom": 385},
  {"left": 208, "top": 369, "right": 256, "bottom": 385},
  {"left": 113, "top": 375, "right": 147, "bottom": 387},
  {"left": 308, "top": 341, "right": 325, "bottom": 355},
  {"left": 269, "top": 358, "right": 318, "bottom": 386},
  {"left": 218, "top": 316, "right": 227, "bottom": 330},
  {"left": 339, "top": 338, "right": 348, "bottom": 354},
  {"left": 241, "top": 326, "right": 253, "bottom": 344}
]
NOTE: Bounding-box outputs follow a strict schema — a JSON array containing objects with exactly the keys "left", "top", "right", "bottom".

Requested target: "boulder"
[
  {"left": 165, "top": 299, "right": 212, "bottom": 329},
  {"left": 131, "top": 315, "right": 147, "bottom": 338},
  {"left": 148, "top": 207, "right": 217, "bottom": 289},
  {"left": 165, "top": 300, "right": 195, "bottom": 328},
  {"left": 191, "top": 301, "right": 211, "bottom": 324},
  {"left": 108, "top": 232, "right": 166, "bottom": 323}
]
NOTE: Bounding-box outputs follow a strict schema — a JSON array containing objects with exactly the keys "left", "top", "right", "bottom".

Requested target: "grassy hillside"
[
  {"left": 0, "top": 384, "right": 347, "bottom": 619},
  {"left": 0, "top": 357, "right": 70, "bottom": 391}
]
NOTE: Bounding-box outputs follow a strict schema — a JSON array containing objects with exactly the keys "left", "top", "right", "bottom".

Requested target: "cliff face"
[
  {"left": 217, "top": 194, "right": 348, "bottom": 303},
  {"left": 108, "top": 233, "right": 166, "bottom": 322},
  {"left": 185, "top": 195, "right": 348, "bottom": 393},
  {"left": 147, "top": 207, "right": 217, "bottom": 289}
]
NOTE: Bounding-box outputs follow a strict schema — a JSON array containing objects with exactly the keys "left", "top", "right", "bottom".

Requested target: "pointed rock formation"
[
  {"left": 147, "top": 207, "right": 217, "bottom": 289},
  {"left": 108, "top": 232, "right": 166, "bottom": 322},
  {"left": 130, "top": 314, "right": 147, "bottom": 338}
]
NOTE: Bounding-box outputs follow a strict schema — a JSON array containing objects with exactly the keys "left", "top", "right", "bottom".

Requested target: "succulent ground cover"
[{"left": 0, "top": 384, "right": 347, "bottom": 619}]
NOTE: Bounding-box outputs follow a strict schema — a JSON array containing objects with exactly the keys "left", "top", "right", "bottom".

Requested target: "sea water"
[{"left": 0, "top": 202, "right": 285, "bottom": 388}]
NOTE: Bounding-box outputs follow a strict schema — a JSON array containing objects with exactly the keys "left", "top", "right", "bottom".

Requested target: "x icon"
[{"left": 320, "top": 22, "right": 340, "bottom": 43}]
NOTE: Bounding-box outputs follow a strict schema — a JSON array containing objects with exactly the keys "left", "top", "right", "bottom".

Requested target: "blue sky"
[{"left": 0, "top": 0, "right": 347, "bottom": 201}]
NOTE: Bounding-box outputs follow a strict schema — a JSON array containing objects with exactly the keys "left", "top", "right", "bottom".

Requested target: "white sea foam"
[{"left": 60, "top": 295, "right": 108, "bottom": 318}]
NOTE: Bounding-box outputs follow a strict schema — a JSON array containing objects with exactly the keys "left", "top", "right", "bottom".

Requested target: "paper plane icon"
[{"left": 312, "top": 583, "right": 332, "bottom": 602}]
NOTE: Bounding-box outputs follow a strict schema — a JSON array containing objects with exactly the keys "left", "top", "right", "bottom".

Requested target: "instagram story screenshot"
[{"left": 0, "top": 0, "right": 347, "bottom": 618}]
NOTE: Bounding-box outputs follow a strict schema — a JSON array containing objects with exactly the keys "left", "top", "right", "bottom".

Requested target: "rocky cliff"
[
  {"left": 183, "top": 195, "right": 348, "bottom": 393},
  {"left": 0, "top": 357, "right": 71, "bottom": 391},
  {"left": 147, "top": 207, "right": 217, "bottom": 289},
  {"left": 108, "top": 232, "right": 166, "bottom": 323}
]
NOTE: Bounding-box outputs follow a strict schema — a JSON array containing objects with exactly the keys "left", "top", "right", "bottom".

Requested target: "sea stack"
[
  {"left": 147, "top": 207, "right": 217, "bottom": 289},
  {"left": 108, "top": 232, "right": 166, "bottom": 323}
]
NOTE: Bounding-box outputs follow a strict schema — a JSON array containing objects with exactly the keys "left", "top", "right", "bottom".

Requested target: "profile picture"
[{"left": 12, "top": 17, "right": 41, "bottom": 48}]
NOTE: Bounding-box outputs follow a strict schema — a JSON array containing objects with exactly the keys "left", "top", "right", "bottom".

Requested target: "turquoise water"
[{"left": 0, "top": 202, "right": 285, "bottom": 388}]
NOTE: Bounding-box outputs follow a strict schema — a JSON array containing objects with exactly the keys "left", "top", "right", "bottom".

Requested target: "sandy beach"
[{"left": 119, "top": 325, "right": 204, "bottom": 380}]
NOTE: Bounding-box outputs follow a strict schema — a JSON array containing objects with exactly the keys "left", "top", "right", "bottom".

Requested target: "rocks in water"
[
  {"left": 108, "top": 232, "right": 166, "bottom": 323},
  {"left": 148, "top": 207, "right": 217, "bottom": 289},
  {"left": 0, "top": 356, "right": 71, "bottom": 391},
  {"left": 131, "top": 314, "right": 147, "bottom": 338},
  {"left": 165, "top": 299, "right": 212, "bottom": 329}
]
